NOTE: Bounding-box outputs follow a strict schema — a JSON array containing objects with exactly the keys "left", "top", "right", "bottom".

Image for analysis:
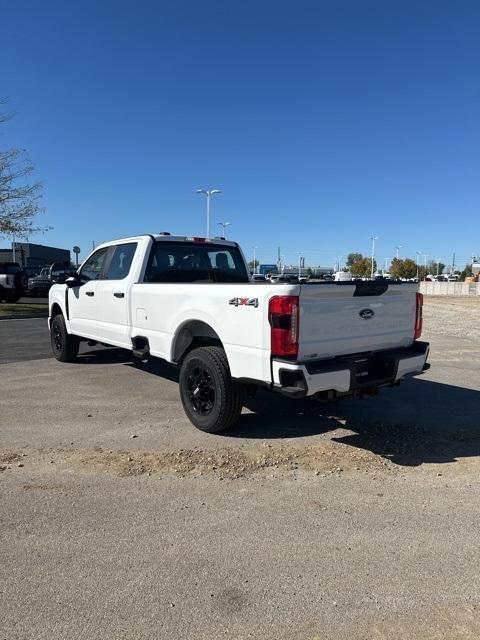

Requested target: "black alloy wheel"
[
  {"left": 187, "top": 365, "right": 216, "bottom": 416},
  {"left": 179, "top": 346, "right": 244, "bottom": 433},
  {"left": 50, "top": 314, "right": 79, "bottom": 362}
]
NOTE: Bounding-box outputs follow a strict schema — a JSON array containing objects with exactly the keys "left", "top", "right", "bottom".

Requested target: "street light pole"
[
  {"left": 395, "top": 245, "right": 402, "bottom": 259},
  {"left": 370, "top": 235, "right": 378, "bottom": 279},
  {"left": 422, "top": 254, "right": 429, "bottom": 281},
  {"left": 217, "top": 221, "right": 231, "bottom": 238},
  {"left": 296, "top": 251, "right": 304, "bottom": 278},
  {"left": 416, "top": 251, "right": 422, "bottom": 280},
  {"left": 196, "top": 188, "right": 221, "bottom": 238},
  {"left": 252, "top": 246, "right": 258, "bottom": 275}
]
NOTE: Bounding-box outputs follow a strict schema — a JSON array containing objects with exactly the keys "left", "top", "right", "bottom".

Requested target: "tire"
[
  {"left": 50, "top": 314, "right": 79, "bottom": 362},
  {"left": 4, "top": 293, "right": 21, "bottom": 303},
  {"left": 179, "top": 346, "right": 243, "bottom": 433}
]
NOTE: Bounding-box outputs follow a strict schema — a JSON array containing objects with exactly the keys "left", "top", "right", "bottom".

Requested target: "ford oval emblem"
[{"left": 359, "top": 308, "right": 374, "bottom": 320}]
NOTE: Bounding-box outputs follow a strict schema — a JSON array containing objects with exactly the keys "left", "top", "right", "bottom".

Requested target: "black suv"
[
  {"left": 0, "top": 262, "right": 28, "bottom": 303},
  {"left": 27, "top": 262, "right": 71, "bottom": 297}
]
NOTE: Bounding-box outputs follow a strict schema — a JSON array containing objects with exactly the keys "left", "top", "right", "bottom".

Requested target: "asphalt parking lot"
[{"left": 1, "top": 299, "right": 480, "bottom": 639}]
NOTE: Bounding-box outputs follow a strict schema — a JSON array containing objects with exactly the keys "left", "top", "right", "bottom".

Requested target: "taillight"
[
  {"left": 414, "top": 292, "right": 423, "bottom": 339},
  {"left": 269, "top": 295, "right": 299, "bottom": 358}
]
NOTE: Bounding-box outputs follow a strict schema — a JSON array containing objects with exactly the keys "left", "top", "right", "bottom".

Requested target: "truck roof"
[
  {"left": 152, "top": 234, "right": 237, "bottom": 247},
  {"left": 95, "top": 234, "right": 238, "bottom": 248}
]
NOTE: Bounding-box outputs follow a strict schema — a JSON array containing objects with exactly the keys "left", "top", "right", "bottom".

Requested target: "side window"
[
  {"left": 105, "top": 243, "right": 137, "bottom": 280},
  {"left": 80, "top": 247, "right": 108, "bottom": 282}
]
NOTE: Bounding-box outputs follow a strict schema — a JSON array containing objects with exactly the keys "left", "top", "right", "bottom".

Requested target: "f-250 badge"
[{"left": 229, "top": 297, "right": 259, "bottom": 308}]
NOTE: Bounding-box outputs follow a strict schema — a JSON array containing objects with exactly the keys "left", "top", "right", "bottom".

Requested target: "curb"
[{"left": 0, "top": 313, "right": 48, "bottom": 321}]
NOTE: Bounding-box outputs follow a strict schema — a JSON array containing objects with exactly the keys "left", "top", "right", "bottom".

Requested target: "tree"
[
  {"left": 389, "top": 258, "right": 417, "bottom": 280},
  {"left": 346, "top": 253, "right": 363, "bottom": 269},
  {"left": 459, "top": 264, "right": 472, "bottom": 281},
  {"left": 0, "top": 106, "right": 44, "bottom": 237},
  {"left": 248, "top": 259, "right": 259, "bottom": 270},
  {"left": 349, "top": 255, "right": 375, "bottom": 278},
  {"left": 428, "top": 260, "right": 445, "bottom": 277}
]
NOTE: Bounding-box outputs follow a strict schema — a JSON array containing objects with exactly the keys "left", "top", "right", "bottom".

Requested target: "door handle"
[
  {"left": 85, "top": 291, "right": 95, "bottom": 297},
  {"left": 113, "top": 292, "right": 125, "bottom": 298}
]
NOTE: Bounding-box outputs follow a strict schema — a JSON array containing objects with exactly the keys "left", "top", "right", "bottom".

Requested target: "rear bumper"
[{"left": 272, "top": 341, "right": 430, "bottom": 399}]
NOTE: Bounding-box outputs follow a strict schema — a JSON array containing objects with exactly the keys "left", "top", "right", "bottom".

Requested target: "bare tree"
[{"left": 0, "top": 105, "right": 45, "bottom": 237}]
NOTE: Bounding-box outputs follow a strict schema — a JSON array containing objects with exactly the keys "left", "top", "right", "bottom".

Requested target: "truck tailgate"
[{"left": 298, "top": 282, "right": 418, "bottom": 360}]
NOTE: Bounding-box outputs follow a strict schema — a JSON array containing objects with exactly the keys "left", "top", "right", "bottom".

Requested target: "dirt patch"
[
  {"left": 19, "top": 483, "right": 74, "bottom": 492},
  {"left": 310, "top": 602, "right": 480, "bottom": 640},
  {"left": 423, "top": 296, "right": 480, "bottom": 307},
  {"left": 0, "top": 451, "right": 23, "bottom": 464},
  {"left": 78, "top": 441, "right": 398, "bottom": 478}
]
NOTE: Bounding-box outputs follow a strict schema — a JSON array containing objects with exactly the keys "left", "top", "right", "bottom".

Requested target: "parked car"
[
  {"left": 27, "top": 262, "right": 71, "bottom": 297},
  {"left": 0, "top": 262, "right": 26, "bottom": 303},
  {"left": 49, "top": 233, "right": 429, "bottom": 433},
  {"left": 252, "top": 274, "right": 267, "bottom": 282}
]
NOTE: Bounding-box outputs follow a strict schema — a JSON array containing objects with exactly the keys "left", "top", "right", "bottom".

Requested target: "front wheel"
[
  {"left": 179, "top": 346, "right": 243, "bottom": 433},
  {"left": 50, "top": 314, "right": 79, "bottom": 362}
]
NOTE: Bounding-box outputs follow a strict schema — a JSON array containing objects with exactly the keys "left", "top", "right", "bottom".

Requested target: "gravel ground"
[{"left": 423, "top": 297, "right": 480, "bottom": 339}]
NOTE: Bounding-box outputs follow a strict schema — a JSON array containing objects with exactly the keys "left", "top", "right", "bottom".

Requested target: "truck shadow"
[
  {"left": 235, "top": 378, "right": 480, "bottom": 467},
  {"left": 76, "top": 348, "right": 480, "bottom": 468}
]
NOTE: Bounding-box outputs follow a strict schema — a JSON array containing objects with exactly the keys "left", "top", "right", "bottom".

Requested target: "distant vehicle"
[
  {"left": 267, "top": 274, "right": 280, "bottom": 283},
  {"left": 279, "top": 274, "right": 298, "bottom": 283},
  {"left": 270, "top": 274, "right": 297, "bottom": 283},
  {"left": 252, "top": 274, "right": 267, "bottom": 282},
  {"left": 28, "top": 262, "right": 71, "bottom": 297},
  {"left": 334, "top": 271, "right": 353, "bottom": 282},
  {"left": 48, "top": 233, "right": 429, "bottom": 434},
  {"left": 0, "top": 262, "right": 26, "bottom": 303},
  {"left": 258, "top": 264, "right": 278, "bottom": 276}
]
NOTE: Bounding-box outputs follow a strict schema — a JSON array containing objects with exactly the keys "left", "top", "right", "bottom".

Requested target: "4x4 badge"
[{"left": 229, "top": 297, "right": 259, "bottom": 308}]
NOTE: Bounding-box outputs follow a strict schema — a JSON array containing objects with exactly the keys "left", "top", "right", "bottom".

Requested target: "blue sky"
[{"left": 1, "top": 0, "right": 479, "bottom": 268}]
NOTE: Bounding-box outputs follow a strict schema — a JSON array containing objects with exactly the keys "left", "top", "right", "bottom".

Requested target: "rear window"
[{"left": 144, "top": 242, "right": 249, "bottom": 283}]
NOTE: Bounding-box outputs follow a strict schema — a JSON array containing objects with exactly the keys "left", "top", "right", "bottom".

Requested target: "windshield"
[{"left": 144, "top": 242, "right": 250, "bottom": 283}]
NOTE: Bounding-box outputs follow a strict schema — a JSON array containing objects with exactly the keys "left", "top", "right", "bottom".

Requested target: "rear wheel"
[
  {"left": 179, "top": 346, "right": 243, "bottom": 433},
  {"left": 50, "top": 314, "right": 79, "bottom": 362}
]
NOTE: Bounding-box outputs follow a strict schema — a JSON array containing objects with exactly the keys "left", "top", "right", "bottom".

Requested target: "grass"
[{"left": 0, "top": 303, "right": 48, "bottom": 317}]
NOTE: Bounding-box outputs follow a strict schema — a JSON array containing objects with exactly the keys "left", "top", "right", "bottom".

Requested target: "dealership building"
[{"left": 0, "top": 242, "right": 70, "bottom": 270}]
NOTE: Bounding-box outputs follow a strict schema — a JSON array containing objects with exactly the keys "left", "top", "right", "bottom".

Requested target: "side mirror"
[{"left": 65, "top": 276, "right": 80, "bottom": 288}]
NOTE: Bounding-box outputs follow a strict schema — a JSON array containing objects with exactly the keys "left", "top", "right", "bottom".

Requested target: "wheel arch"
[
  {"left": 50, "top": 302, "right": 63, "bottom": 318},
  {"left": 171, "top": 319, "right": 224, "bottom": 365}
]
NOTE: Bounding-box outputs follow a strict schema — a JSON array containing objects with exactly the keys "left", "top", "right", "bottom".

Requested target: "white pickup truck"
[{"left": 48, "top": 234, "right": 429, "bottom": 433}]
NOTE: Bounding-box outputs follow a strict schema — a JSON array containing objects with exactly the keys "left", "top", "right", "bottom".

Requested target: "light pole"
[
  {"left": 370, "top": 235, "right": 378, "bottom": 279},
  {"left": 217, "top": 221, "right": 231, "bottom": 238},
  {"left": 422, "top": 253, "right": 429, "bottom": 281},
  {"left": 252, "top": 246, "right": 258, "bottom": 275},
  {"left": 395, "top": 245, "right": 402, "bottom": 259},
  {"left": 196, "top": 188, "right": 221, "bottom": 238},
  {"left": 296, "top": 252, "right": 305, "bottom": 278},
  {"left": 416, "top": 251, "right": 422, "bottom": 280}
]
